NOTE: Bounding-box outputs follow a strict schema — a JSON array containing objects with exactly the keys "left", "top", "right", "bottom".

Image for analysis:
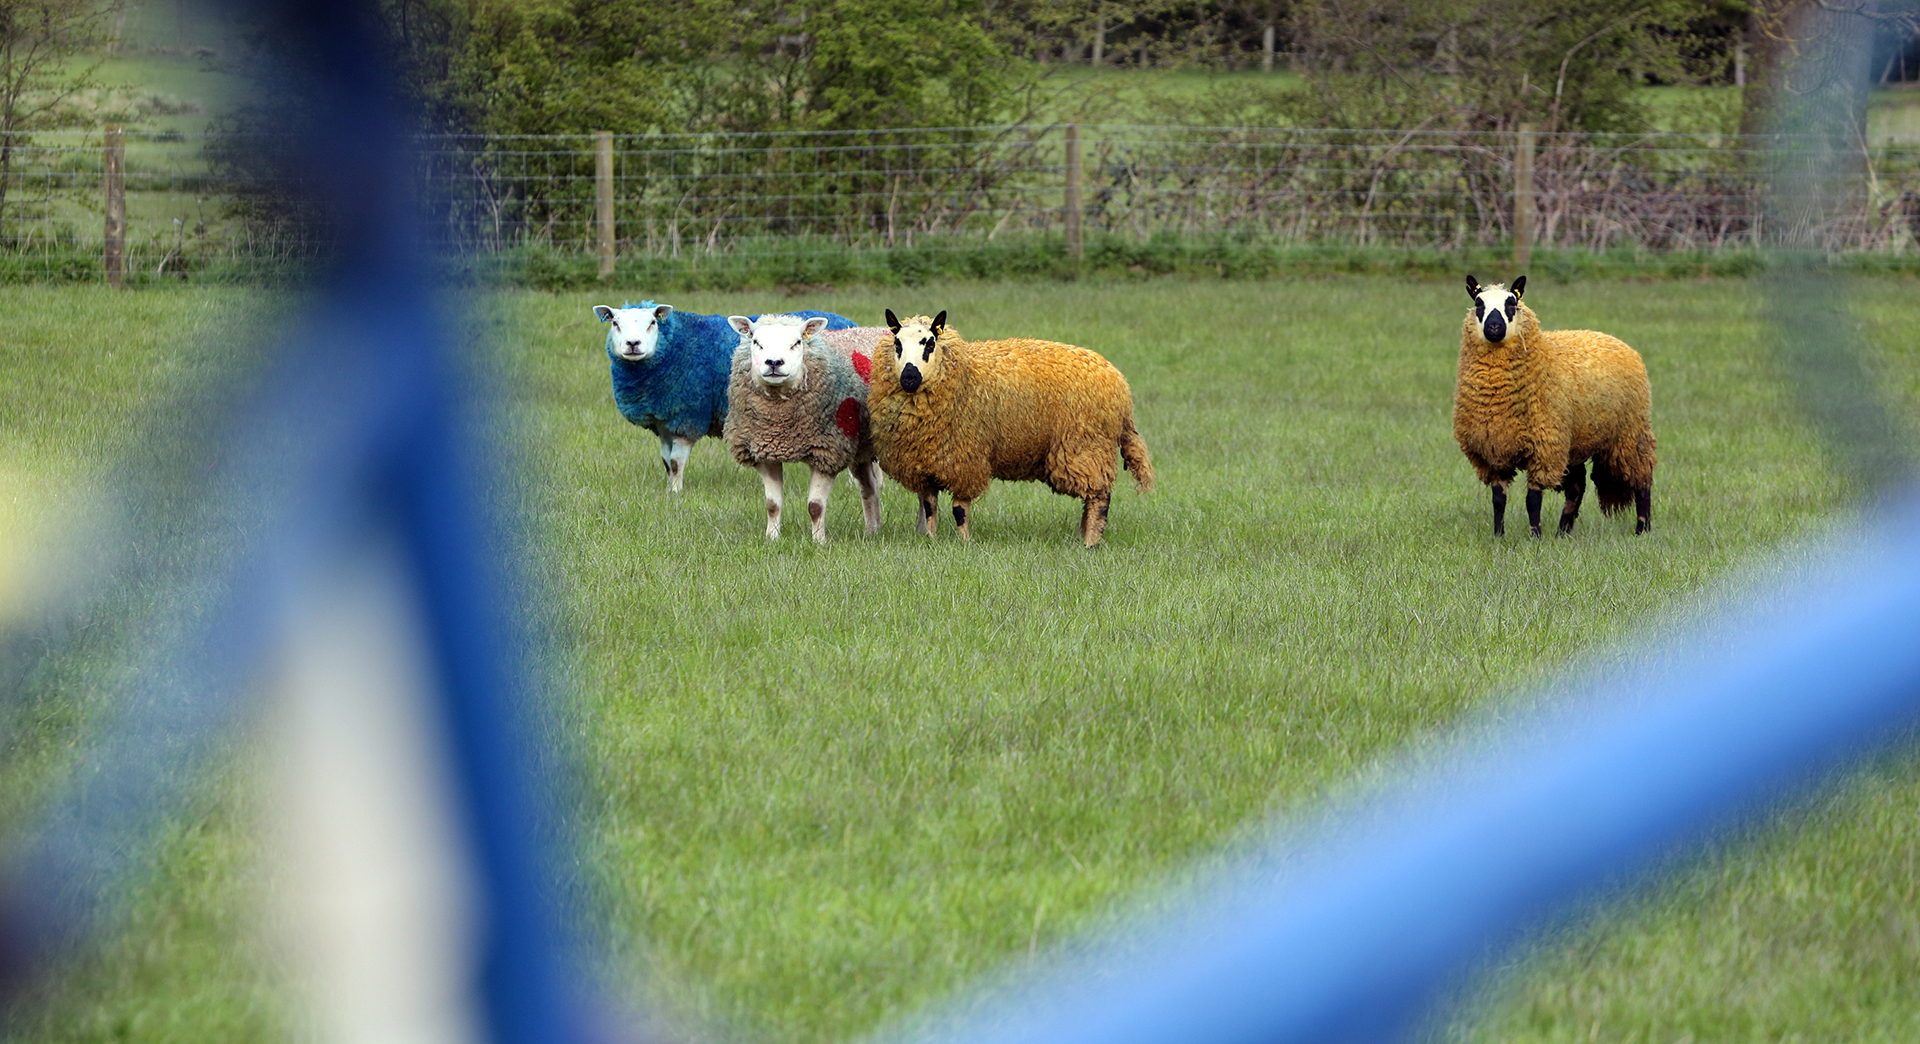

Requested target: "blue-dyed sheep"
[{"left": 592, "top": 300, "right": 855, "bottom": 491}]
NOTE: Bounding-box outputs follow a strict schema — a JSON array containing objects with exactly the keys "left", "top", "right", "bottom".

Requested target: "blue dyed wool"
[{"left": 606, "top": 301, "right": 855, "bottom": 442}]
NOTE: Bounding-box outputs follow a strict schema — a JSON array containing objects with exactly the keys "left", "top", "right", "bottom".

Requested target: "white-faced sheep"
[
  {"left": 722, "top": 314, "right": 887, "bottom": 544},
  {"left": 868, "top": 310, "right": 1153, "bottom": 547},
  {"left": 1454, "top": 275, "right": 1657, "bottom": 537},
  {"left": 592, "top": 301, "right": 854, "bottom": 492}
]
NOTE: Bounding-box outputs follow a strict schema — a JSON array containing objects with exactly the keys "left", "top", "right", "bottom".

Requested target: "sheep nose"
[
  {"left": 899, "top": 363, "right": 922, "bottom": 392},
  {"left": 625, "top": 340, "right": 641, "bottom": 350},
  {"left": 764, "top": 359, "right": 783, "bottom": 371},
  {"left": 1482, "top": 314, "right": 1506, "bottom": 342}
]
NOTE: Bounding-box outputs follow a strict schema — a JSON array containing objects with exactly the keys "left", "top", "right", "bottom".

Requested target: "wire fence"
[
  {"left": 425, "top": 124, "right": 1920, "bottom": 259},
  {"left": 8, "top": 124, "right": 1920, "bottom": 282}
]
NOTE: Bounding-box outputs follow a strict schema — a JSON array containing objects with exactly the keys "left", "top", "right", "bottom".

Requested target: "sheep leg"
[
  {"left": 853, "top": 461, "right": 882, "bottom": 535},
  {"left": 1635, "top": 483, "right": 1653, "bottom": 535},
  {"left": 1079, "top": 494, "right": 1111, "bottom": 547},
  {"left": 952, "top": 499, "right": 974, "bottom": 542},
  {"left": 1525, "top": 487, "right": 1544, "bottom": 538},
  {"left": 806, "top": 468, "right": 836, "bottom": 545},
  {"left": 1557, "top": 459, "right": 1587, "bottom": 536},
  {"left": 757, "top": 462, "right": 785, "bottom": 540},
  {"left": 917, "top": 493, "right": 939, "bottom": 538},
  {"left": 1489, "top": 481, "right": 1508, "bottom": 537},
  {"left": 664, "top": 436, "right": 694, "bottom": 493}
]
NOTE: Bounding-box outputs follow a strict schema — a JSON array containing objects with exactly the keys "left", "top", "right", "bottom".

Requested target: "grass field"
[{"left": 2, "top": 274, "right": 1919, "bottom": 1042}]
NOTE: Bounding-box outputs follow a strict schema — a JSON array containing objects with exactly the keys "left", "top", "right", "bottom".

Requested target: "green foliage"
[
  {"left": 384, "top": 0, "right": 704, "bottom": 135},
  {"left": 378, "top": 0, "right": 1033, "bottom": 136}
]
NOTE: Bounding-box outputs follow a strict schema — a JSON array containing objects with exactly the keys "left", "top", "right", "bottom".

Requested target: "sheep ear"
[
  {"left": 727, "top": 315, "right": 754, "bottom": 337},
  {"left": 931, "top": 310, "right": 947, "bottom": 333},
  {"left": 802, "top": 316, "right": 830, "bottom": 338},
  {"left": 885, "top": 309, "right": 901, "bottom": 333},
  {"left": 1464, "top": 274, "right": 1480, "bottom": 299},
  {"left": 1510, "top": 276, "right": 1525, "bottom": 300},
  {"left": 593, "top": 305, "right": 616, "bottom": 323},
  {"left": 654, "top": 305, "right": 674, "bottom": 321}
]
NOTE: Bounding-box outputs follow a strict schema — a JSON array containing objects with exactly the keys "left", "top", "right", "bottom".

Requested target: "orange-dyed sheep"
[
  {"left": 1454, "top": 275, "right": 1657, "bottom": 537},
  {"left": 869, "top": 310, "right": 1153, "bottom": 547}
]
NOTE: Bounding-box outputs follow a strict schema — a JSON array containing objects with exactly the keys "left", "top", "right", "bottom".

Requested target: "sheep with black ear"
[
  {"left": 722, "top": 314, "right": 886, "bottom": 544},
  {"left": 1454, "top": 275, "right": 1657, "bottom": 537},
  {"left": 592, "top": 300, "right": 854, "bottom": 492},
  {"left": 868, "top": 309, "right": 1153, "bottom": 547}
]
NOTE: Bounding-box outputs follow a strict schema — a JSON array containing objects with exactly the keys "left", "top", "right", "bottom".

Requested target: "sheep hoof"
[{"left": 1529, "top": 526, "right": 1543, "bottom": 538}]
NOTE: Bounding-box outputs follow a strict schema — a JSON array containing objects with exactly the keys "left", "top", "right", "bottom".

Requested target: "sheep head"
[
  {"left": 884, "top": 309, "right": 949, "bottom": 393},
  {"left": 729, "top": 314, "right": 829, "bottom": 392},
  {"left": 1463, "top": 274, "right": 1527, "bottom": 346},
  {"left": 595, "top": 302, "right": 672, "bottom": 362}
]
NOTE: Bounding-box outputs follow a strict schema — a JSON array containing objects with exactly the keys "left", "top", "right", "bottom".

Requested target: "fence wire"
[{"left": 5, "top": 124, "right": 1920, "bottom": 280}]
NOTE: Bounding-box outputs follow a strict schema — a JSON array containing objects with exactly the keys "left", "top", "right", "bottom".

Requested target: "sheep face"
[
  {"left": 883, "top": 309, "right": 948, "bottom": 393},
  {"left": 729, "top": 315, "right": 829, "bottom": 390},
  {"left": 594, "top": 304, "right": 671, "bottom": 362},
  {"left": 1464, "top": 274, "right": 1526, "bottom": 345}
]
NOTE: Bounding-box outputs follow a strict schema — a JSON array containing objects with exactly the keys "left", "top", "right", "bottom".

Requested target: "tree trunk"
[
  {"left": 1740, "top": 7, "right": 1791, "bottom": 136},
  {"left": 0, "top": 133, "right": 13, "bottom": 245},
  {"left": 1093, "top": 6, "right": 1105, "bottom": 65},
  {"left": 1262, "top": 23, "right": 1275, "bottom": 73},
  {"left": 1733, "top": 36, "right": 1746, "bottom": 87}
]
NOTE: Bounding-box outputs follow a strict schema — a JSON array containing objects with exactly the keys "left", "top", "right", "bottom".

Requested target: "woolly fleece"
[
  {"left": 869, "top": 314, "right": 1152, "bottom": 544},
  {"left": 605, "top": 301, "right": 854, "bottom": 442},
  {"left": 725, "top": 318, "right": 882, "bottom": 476},
  {"left": 1453, "top": 281, "right": 1656, "bottom": 530}
]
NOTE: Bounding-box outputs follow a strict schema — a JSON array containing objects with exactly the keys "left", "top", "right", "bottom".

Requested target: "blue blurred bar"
[{"left": 0, "top": 3, "right": 594, "bottom": 1042}]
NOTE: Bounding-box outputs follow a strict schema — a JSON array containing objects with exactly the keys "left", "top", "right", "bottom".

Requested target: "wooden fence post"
[
  {"left": 1513, "top": 123, "right": 1536, "bottom": 273},
  {"left": 104, "top": 125, "right": 125, "bottom": 288},
  {"left": 596, "top": 131, "right": 615, "bottom": 279},
  {"left": 1064, "top": 123, "right": 1083, "bottom": 262}
]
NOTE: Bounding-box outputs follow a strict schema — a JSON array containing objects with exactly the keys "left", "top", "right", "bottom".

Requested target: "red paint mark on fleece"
[
  {"left": 835, "top": 398, "right": 862, "bottom": 441},
  {"left": 851, "top": 351, "right": 872, "bottom": 384}
]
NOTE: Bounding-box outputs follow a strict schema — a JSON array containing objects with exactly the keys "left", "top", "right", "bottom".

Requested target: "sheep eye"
[
  {"left": 1504, "top": 297, "right": 1517, "bottom": 318},
  {"left": 894, "top": 338, "right": 903, "bottom": 357},
  {"left": 1474, "top": 300, "right": 1484, "bottom": 319}
]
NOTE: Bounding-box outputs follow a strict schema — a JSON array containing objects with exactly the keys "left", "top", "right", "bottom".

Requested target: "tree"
[
  {"left": 1279, "top": 0, "right": 1705, "bottom": 132},
  {"left": 1736, "top": 0, "right": 1917, "bottom": 136},
  {"left": 0, "top": 0, "right": 119, "bottom": 239}
]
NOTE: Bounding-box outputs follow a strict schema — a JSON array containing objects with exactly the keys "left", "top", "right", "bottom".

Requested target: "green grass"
[
  {"left": 2, "top": 275, "right": 1919, "bottom": 1042},
  {"left": 505, "top": 275, "right": 1920, "bottom": 1041}
]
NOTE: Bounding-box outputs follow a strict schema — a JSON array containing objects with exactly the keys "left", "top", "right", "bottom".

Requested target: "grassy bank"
[{"left": 510, "top": 237, "right": 1920, "bottom": 295}]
